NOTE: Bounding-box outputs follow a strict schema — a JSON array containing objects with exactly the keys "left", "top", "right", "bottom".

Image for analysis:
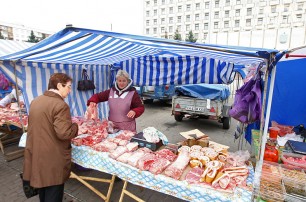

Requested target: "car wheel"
[
  {"left": 143, "top": 99, "right": 154, "bottom": 104},
  {"left": 222, "top": 117, "right": 231, "bottom": 129},
  {"left": 174, "top": 114, "right": 183, "bottom": 122}
]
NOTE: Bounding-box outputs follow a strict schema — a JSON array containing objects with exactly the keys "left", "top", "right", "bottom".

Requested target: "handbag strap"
[{"left": 82, "top": 69, "right": 89, "bottom": 80}]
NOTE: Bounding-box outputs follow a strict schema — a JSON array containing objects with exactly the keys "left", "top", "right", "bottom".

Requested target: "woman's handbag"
[
  {"left": 77, "top": 69, "right": 95, "bottom": 91},
  {"left": 20, "top": 173, "right": 39, "bottom": 198}
]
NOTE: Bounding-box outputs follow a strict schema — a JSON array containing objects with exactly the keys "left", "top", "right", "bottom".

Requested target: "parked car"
[{"left": 135, "top": 85, "right": 176, "bottom": 104}]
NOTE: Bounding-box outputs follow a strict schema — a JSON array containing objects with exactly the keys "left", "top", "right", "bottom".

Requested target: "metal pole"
[
  {"left": 13, "top": 60, "right": 26, "bottom": 133},
  {"left": 259, "top": 64, "right": 277, "bottom": 163}
]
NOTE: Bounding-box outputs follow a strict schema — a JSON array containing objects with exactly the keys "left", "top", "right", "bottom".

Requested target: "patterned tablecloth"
[{"left": 72, "top": 145, "right": 254, "bottom": 202}]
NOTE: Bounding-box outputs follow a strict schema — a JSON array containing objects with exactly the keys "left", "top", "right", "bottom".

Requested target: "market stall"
[
  {"left": 0, "top": 107, "right": 27, "bottom": 160},
  {"left": 70, "top": 122, "right": 254, "bottom": 202},
  {"left": 1, "top": 26, "right": 288, "bottom": 201}
]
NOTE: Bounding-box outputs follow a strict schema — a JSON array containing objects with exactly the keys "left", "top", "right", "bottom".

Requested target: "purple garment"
[
  {"left": 229, "top": 76, "right": 262, "bottom": 124},
  {"left": 108, "top": 88, "right": 136, "bottom": 132}
]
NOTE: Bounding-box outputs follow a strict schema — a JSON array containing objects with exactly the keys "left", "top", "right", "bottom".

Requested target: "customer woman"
[
  {"left": 87, "top": 69, "right": 144, "bottom": 132},
  {"left": 23, "top": 73, "right": 78, "bottom": 202}
]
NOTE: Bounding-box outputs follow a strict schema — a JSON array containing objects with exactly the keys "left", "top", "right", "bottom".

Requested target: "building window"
[
  {"left": 162, "top": 0, "right": 165, "bottom": 5},
  {"left": 186, "top": 15, "right": 191, "bottom": 22},
  {"left": 196, "top": 3, "right": 200, "bottom": 10},
  {"left": 161, "top": 27, "right": 165, "bottom": 33},
  {"left": 282, "top": 15, "right": 288, "bottom": 23},
  {"left": 154, "top": 0, "right": 157, "bottom": 6},
  {"left": 146, "top": 20, "right": 150, "bottom": 26},
  {"left": 215, "top": 0, "right": 219, "bottom": 8},
  {"left": 284, "top": 4, "right": 290, "bottom": 12},
  {"left": 296, "top": 14, "right": 302, "bottom": 21},
  {"left": 225, "top": 10, "right": 229, "bottom": 18},
  {"left": 178, "top": 6, "right": 182, "bottom": 12},
  {"left": 154, "top": 10, "right": 157, "bottom": 16},
  {"left": 146, "top": 11, "right": 150, "bottom": 17},
  {"left": 154, "top": 28, "right": 157, "bottom": 34},
  {"left": 247, "top": 0, "right": 252, "bottom": 3},
  {"left": 257, "top": 18, "right": 263, "bottom": 25},
  {"left": 169, "top": 26, "right": 173, "bottom": 32},
  {"left": 247, "top": 8, "right": 252, "bottom": 16},
  {"left": 195, "top": 23, "right": 199, "bottom": 30},
  {"left": 214, "top": 11, "right": 219, "bottom": 19},
  {"left": 146, "top": 1, "right": 150, "bottom": 6},
  {"left": 259, "top": 8, "right": 264, "bottom": 15},
  {"left": 146, "top": 28, "right": 150, "bottom": 34},
  {"left": 169, "top": 35, "right": 172, "bottom": 39},
  {"left": 271, "top": 5, "right": 276, "bottom": 13},
  {"left": 204, "top": 23, "right": 209, "bottom": 30},
  {"left": 205, "top": 2, "right": 209, "bottom": 9},
  {"left": 235, "top": 9, "right": 240, "bottom": 17},
  {"left": 236, "top": 0, "right": 241, "bottom": 5},
  {"left": 235, "top": 20, "right": 240, "bottom": 27},
  {"left": 297, "top": 3, "right": 304, "bottom": 11},
  {"left": 186, "top": 4, "right": 191, "bottom": 11},
  {"left": 169, "top": 7, "right": 173, "bottom": 14},
  {"left": 194, "top": 33, "right": 198, "bottom": 39},
  {"left": 204, "top": 13, "right": 209, "bottom": 20},
  {"left": 269, "top": 17, "right": 275, "bottom": 24},
  {"left": 186, "top": 24, "right": 190, "bottom": 31},
  {"left": 204, "top": 33, "right": 208, "bottom": 40},
  {"left": 154, "top": 19, "right": 157, "bottom": 25},
  {"left": 177, "top": 16, "right": 181, "bottom": 23},
  {"left": 169, "top": 17, "right": 173, "bottom": 23},
  {"left": 161, "top": 18, "right": 165, "bottom": 24},
  {"left": 161, "top": 8, "right": 165, "bottom": 15},
  {"left": 177, "top": 25, "right": 181, "bottom": 31},
  {"left": 224, "top": 21, "right": 229, "bottom": 28},
  {"left": 246, "top": 19, "right": 251, "bottom": 26},
  {"left": 195, "top": 14, "right": 200, "bottom": 21},
  {"left": 225, "top": 0, "right": 230, "bottom": 6},
  {"left": 169, "top": 0, "right": 173, "bottom": 3},
  {"left": 214, "top": 22, "right": 219, "bottom": 29}
]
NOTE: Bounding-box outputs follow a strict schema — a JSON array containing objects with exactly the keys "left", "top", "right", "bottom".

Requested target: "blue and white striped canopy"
[{"left": 0, "top": 27, "right": 282, "bottom": 118}]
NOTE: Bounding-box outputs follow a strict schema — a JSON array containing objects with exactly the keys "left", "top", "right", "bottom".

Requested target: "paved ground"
[{"left": 0, "top": 101, "right": 251, "bottom": 202}]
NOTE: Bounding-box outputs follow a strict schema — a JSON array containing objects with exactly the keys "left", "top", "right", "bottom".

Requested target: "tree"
[
  {"left": 185, "top": 30, "right": 197, "bottom": 43},
  {"left": 173, "top": 29, "right": 182, "bottom": 41},
  {"left": 27, "top": 30, "right": 39, "bottom": 43},
  {"left": 0, "top": 31, "right": 4, "bottom": 39}
]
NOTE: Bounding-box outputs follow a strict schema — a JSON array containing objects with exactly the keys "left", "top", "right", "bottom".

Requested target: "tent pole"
[
  {"left": 259, "top": 64, "right": 277, "bottom": 164},
  {"left": 13, "top": 60, "right": 26, "bottom": 133}
]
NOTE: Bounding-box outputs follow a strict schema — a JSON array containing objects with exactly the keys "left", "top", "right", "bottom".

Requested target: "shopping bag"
[
  {"left": 77, "top": 69, "right": 95, "bottom": 91},
  {"left": 20, "top": 173, "right": 39, "bottom": 198},
  {"left": 229, "top": 74, "right": 262, "bottom": 124}
]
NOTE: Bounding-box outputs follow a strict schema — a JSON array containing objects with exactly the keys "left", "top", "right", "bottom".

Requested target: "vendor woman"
[{"left": 87, "top": 70, "right": 144, "bottom": 132}]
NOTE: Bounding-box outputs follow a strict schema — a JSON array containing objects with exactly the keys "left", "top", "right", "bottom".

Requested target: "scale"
[{"left": 284, "top": 140, "right": 306, "bottom": 155}]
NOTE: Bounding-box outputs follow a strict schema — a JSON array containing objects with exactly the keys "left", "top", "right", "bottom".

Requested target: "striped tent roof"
[
  {"left": 1, "top": 27, "right": 278, "bottom": 66},
  {"left": 0, "top": 27, "right": 284, "bottom": 117},
  {"left": 0, "top": 39, "right": 34, "bottom": 56}
]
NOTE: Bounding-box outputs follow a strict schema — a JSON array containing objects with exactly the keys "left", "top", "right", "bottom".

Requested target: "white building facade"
[
  {"left": 0, "top": 21, "right": 52, "bottom": 42},
  {"left": 143, "top": 0, "right": 306, "bottom": 50}
]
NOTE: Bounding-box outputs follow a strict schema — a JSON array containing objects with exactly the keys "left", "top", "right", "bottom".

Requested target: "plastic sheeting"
[{"left": 175, "top": 84, "right": 230, "bottom": 100}]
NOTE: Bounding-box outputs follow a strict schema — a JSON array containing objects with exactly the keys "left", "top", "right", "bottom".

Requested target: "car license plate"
[
  {"left": 185, "top": 106, "right": 194, "bottom": 110},
  {"left": 195, "top": 107, "right": 205, "bottom": 111},
  {"left": 185, "top": 106, "right": 205, "bottom": 111}
]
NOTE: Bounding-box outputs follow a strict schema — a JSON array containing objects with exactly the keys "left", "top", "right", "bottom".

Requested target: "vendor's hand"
[
  {"left": 127, "top": 110, "right": 136, "bottom": 118},
  {"left": 89, "top": 102, "right": 97, "bottom": 107}
]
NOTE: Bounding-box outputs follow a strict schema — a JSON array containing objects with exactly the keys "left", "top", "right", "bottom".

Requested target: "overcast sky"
[{"left": 0, "top": 0, "right": 144, "bottom": 35}]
